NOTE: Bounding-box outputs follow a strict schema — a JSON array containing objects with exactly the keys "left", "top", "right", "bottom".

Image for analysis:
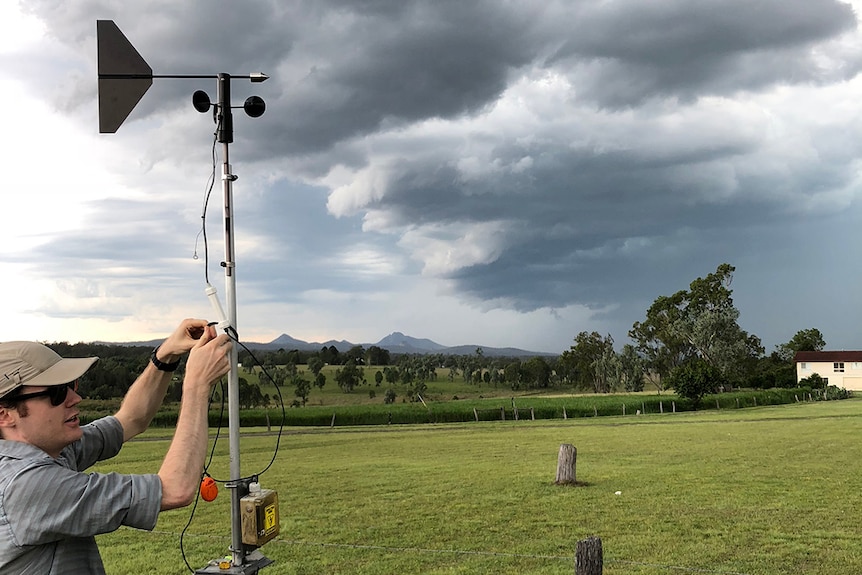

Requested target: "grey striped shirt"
[{"left": 0, "top": 416, "right": 162, "bottom": 574}]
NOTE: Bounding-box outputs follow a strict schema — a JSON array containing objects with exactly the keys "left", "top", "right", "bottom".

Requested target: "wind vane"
[{"left": 97, "top": 19, "right": 275, "bottom": 574}]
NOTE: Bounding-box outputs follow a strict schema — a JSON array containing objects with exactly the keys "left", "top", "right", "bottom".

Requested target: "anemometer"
[{"left": 97, "top": 20, "right": 279, "bottom": 573}]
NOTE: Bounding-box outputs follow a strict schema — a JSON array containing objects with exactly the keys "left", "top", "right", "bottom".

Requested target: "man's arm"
[
  {"left": 158, "top": 327, "right": 231, "bottom": 509},
  {"left": 115, "top": 319, "right": 210, "bottom": 442}
]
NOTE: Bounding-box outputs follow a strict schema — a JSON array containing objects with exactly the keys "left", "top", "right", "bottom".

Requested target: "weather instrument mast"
[{"left": 97, "top": 20, "right": 275, "bottom": 574}]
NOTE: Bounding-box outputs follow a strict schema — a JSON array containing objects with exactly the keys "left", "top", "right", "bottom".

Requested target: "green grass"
[
  {"left": 252, "top": 365, "right": 525, "bottom": 405},
  {"left": 94, "top": 397, "right": 862, "bottom": 574}
]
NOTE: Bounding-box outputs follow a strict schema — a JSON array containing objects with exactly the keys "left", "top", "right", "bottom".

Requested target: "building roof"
[{"left": 794, "top": 351, "right": 862, "bottom": 363}]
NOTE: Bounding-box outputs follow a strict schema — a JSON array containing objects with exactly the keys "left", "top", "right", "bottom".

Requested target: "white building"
[{"left": 794, "top": 351, "right": 862, "bottom": 390}]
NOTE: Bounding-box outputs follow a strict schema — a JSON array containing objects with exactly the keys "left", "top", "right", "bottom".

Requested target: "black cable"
[
  {"left": 203, "top": 335, "right": 287, "bottom": 483},
  {"left": 193, "top": 125, "right": 219, "bottom": 284},
  {"left": 232, "top": 340, "right": 287, "bottom": 477},
  {"left": 179, "top": 486, "right": 203, "bottom": 573}
]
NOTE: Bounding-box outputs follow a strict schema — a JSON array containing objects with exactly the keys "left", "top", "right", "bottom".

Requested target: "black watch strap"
[{"left": 151, "top": 346, "right": 181, "bottom": 372}]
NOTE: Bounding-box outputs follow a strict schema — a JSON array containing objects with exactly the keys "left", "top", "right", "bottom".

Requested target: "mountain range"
[
  {"left": 258, "top": 331, "right": 553, "bottom": 357},
  {"left": 111, "top": 331, "right": 553, "bottom": 357}
]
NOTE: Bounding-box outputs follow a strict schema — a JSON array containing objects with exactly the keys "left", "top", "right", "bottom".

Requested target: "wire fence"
[{"left": 158, "top": 530, "right": 753, "bottom": 575}]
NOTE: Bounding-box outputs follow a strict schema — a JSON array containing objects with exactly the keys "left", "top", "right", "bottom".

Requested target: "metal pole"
[
  {"left": 223, "top": 158, "right": 244, "bottom": 566},
  {"left": 194, "top": 73, "right": 273, "bottom": 575},
  {"left": 217, "top": 73, "right": 245, "bottom": 568}
]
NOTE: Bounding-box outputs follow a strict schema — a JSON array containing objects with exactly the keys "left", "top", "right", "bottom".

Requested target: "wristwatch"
[{"left": 151, "top": 346, "right": 181, "bottom": 372}]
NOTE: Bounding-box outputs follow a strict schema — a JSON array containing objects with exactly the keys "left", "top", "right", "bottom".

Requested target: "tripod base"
[{"left": 194, "top": 550, "right": 274, "bottom": 574}]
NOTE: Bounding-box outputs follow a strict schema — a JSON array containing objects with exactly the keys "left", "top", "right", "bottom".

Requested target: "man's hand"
[
  {"left": 117, "top": 321, "right": 230, "bottom": 443},
  {"left": 155, "top": 319, "right": 210, "bottom": 363},
  {"left": 184, "top": 327, "right": 232, "bottom": 394}
]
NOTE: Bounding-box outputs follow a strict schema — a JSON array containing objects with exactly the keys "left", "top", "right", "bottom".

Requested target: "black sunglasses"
[{"left": 9, "top": 380, "right": 79, "bottom": 406}]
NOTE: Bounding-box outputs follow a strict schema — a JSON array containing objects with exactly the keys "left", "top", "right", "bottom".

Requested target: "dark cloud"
[
  {"left": 249, "top": 1, "right": 541, "bottom": 156},
  {"left": 550, "top": 0, "right": 858, "bottom": 106}
]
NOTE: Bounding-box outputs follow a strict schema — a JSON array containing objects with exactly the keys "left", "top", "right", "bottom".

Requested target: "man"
[{"left": 0, "top": 319, "right": 231, "bottom": 574}]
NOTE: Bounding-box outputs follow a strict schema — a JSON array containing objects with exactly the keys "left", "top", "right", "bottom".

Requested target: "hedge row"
[{"left": 105, "top": 386, "right": 836, "bottom": 429}]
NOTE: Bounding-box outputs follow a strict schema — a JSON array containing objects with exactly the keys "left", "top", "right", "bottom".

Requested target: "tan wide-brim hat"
[{"left": 0, "top": 341, "right": 98, "bottom": 399}]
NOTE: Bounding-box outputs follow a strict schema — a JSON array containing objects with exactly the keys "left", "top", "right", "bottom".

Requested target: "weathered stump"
[
  {"left": 575, "top": 536, "right": 603, "bottom": 575},
  {"left": 555, "top": 443, "right": 577, "bottom": 485}
]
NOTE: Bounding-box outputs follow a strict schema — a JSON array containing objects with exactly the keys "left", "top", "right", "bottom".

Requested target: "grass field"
[
  {"left": 94, "top": 396, "right": 862, "bottom": 574},
  {"left": 246, "top": 365, "right": 594, "bottom": 405}
]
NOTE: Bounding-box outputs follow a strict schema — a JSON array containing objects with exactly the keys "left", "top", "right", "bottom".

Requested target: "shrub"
[
  {"left": 799, "top": 373, "right": 826, "bottom": 390},
  {"left": 667, "top": 359, "right": 726, "bottom": 409}
]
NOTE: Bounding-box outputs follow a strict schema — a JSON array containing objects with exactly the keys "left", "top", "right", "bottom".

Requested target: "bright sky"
[{"left": 2, "top": 1, "right": 861, "bottom": 354}]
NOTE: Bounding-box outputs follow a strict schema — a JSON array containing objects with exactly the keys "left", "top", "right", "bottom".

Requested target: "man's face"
[{"left": 1, "top": 383, "right": 83, "bottom": 458}]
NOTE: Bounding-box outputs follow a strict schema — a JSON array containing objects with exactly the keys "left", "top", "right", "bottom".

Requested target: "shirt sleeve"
[
  {"left": 63, "top": 416, "right": 125, "bottom": 471},
  {"left": 3, "top": 462, "right": 162, "bottom": 546}
]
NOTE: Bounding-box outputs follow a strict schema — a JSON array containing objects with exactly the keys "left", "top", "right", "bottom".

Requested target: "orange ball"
[{"left": 200, "top": 477, "right": 218, "bottom": 502}]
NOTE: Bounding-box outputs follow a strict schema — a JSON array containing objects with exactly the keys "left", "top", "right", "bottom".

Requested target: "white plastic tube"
[{"left": 205, "top": 284, "right": 231, "bottom": 332}]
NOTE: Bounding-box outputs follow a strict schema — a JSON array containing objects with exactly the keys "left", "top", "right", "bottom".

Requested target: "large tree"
[
  {"left": 629, "top": 263, "right": 762, "bottom": 384},
  {"left": 365, "top": 345, "right": 391, "bottom": 366},
  {"left": 593, "top": 343, "right": 621, "bottom": 393},
  {"left": 335, "top": 359, "right": 364, "bottom": 393},
  {"left": 775, "top": 328, "right": 826, "bottom": 362},
  {"left": 523, "top": 357, "right": 552, "bottom": 389},
  {"left": 293, "top": 375, "right": 312, "bottom": 406},
  {"left": 560, "top": 331, "right": 616, "bottom": 392},
  {"left": 677, "top": 306, "right": 763, "bottom": 383},
  {"left": 307, "top": 356, "right": 325, "bottom": 376},
  {"left": 619, "top": 344, "right": 645, "bottom": 392},
  {"left": 345, "top": 345, "right": 366, "bottom": 365},
  {"left": 628, "top": 291, "right": 693, "bottom": 381}
]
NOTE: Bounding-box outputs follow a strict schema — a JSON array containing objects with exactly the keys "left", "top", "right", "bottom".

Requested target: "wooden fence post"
[
  {"left": 575, "top": 536, "right": 602, "bottom": 574},
  {"left": 555, "top": 444, "right": 577, "bottom": 485},
  {"left": 473, "top": 408, "right": 479, "bottom": 422}
]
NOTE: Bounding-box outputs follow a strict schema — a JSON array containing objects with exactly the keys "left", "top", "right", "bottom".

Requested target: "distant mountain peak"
[
  {"left": 375, "top": 332, "right": 445, "bottom": 351},
  {"left": 271, "top": 334, "right": 308, "bottom": 346}
]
